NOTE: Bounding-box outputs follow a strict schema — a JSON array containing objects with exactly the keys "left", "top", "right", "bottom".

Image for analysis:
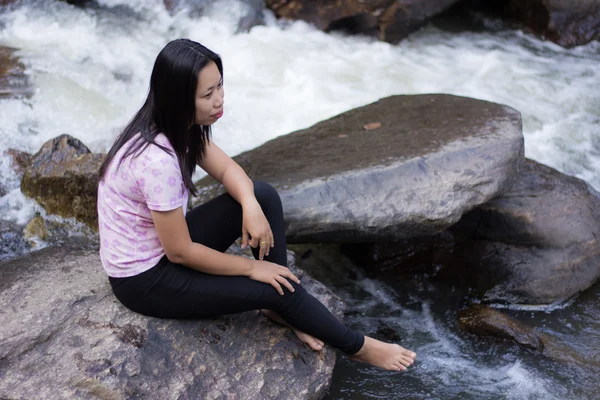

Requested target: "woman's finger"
[
  {"left": 249, "top": 236, "right": 258, "bottom": 248},
  {"left": 271, "top": 280, "right": 284, "bottom": 295},
  {"left": 269, "top": 230, "right": 275, "bottom": 248},
  {"left": 241, "top": 228, "right": 249, "bottom": 249},
  {"left": 283, "top": 268, "right": 300, "bottom": 284},
  {"left": 275, "top": 275, "right": 295, "bottom": 293},
  {"left": 259, "top": 240, "right": 266, "bottom": 260}
]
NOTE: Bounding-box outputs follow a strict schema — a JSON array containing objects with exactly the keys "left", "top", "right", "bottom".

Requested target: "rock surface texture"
[
  {"left": 0, "top": 246, "right": 342, "bottom": 399},
  {"left": 194, "top": 94, "right": 523, "bottom": 243},
  {"left": 265, "top": 0, "right": 462, "bottom": 43},
  {"left": 345, "top": 159, "right": 600, "bottom": 306},
  {"left": 449, "top": 159, "right": 600, "bottom": 305},
  {"left": 20, "top": 134, "right": 105, "bottom": 228}
]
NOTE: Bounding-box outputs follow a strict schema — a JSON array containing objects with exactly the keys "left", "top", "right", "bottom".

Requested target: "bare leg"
[
  {"left": 260, "top": 309, "right": 325, "bottom": 351},
  {"left": 351, "top": 336, "right": 417, "bottom": 372}
]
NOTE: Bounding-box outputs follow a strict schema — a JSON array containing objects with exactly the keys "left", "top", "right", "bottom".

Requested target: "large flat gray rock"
[
  {"left": 0, "top": 246, "right": 342, "bottom": 399},
  {"left": 194, "top": 94, "right": 523, "bottom": 243}
]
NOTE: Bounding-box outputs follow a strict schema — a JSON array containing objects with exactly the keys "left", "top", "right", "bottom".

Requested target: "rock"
[
  {"left": 458, "top": 305, "right": 594, "bottom": 367},
  {"left": 21, "top": 134, "right": 105, "bottom": 229},
  {"left": 23, "top": 215, "right": 48, "bottom": 245},
  {"left": 0, "top": 219, "right": 28, "bottom": 262},
  {"left": 458, "top": 305, "right": 544, "bottom": 351},
  {"left": 6, "top": 148, "right": 32, "bottom": 176},
  {"left": 265, "top": 0, "right": 462, "bottom": 43},
  {"left": 0, "top": 46, "right": 33, "bottom": 99},
  {"left": 450, "top": 0, "right": 600, "bottom": 48},
  {"left": 194, "top": 94, "right": 523, "bottom": 243},
  {"left": 507, "top": 0, "right": 600, "bottom": 48},
  {"left": 449, "top": 159, "right": 600, "bottom": 305},
  {"left": 347, "top": 159, "right": 600, "bottom": 306},
  {"left": 0, "top": 246, "right": 341, "bottom": 399}
]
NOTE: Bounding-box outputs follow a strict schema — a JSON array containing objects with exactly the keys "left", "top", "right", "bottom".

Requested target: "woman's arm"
[
  {"left": 151, "top": 207, "right": 299, "bottom": 295},
  {"left": 199, "top": 140, "right": 274, "bottom": 258}
]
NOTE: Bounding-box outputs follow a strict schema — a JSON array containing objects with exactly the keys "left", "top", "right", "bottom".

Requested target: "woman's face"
[{"left": 195, "top": 61, "right": 224, "bottom": 125}]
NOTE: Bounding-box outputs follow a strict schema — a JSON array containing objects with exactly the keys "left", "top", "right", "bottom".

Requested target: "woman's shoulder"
[{"left": 131, "top": 133, "right": 178, "bottom": 171}]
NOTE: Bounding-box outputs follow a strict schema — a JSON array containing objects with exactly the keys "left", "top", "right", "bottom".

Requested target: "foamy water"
[{"left": 1, "top": 2, "right": 599, "bottom": 397}]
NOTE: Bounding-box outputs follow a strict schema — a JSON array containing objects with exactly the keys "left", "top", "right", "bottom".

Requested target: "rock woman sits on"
[{"left": 96, "top": 38, "right": 416, "bottom": 372}]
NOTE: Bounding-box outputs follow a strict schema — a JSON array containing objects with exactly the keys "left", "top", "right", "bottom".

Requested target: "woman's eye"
[{"left": 203, "top": 92, "right": 212, "bottom": 99}]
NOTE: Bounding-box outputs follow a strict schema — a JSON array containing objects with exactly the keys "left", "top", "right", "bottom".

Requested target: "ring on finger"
[{"left": 260, "top": 240, "right": 267, "bottom": 245}]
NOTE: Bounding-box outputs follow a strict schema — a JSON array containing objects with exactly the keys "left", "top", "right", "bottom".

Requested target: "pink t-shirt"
[{"left": 97, "top": 133, "right": 189, "bottom": 277}]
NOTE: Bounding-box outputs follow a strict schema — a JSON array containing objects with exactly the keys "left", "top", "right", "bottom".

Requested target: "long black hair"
[{"left": 98, "top": 38, "right": 223, "bottom": 196}]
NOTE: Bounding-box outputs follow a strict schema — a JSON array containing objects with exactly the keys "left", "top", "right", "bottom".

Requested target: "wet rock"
[
  {"left": 346, "top": 159, "right": 600, "bottom": 306},
  {"left": 458, "top": 305, "right": 594, "bottom": 367},
  {"left": 21, "top": 134, "right": 105, "bottom": 229},
  {"left": 265, "top": 0, "right": 461, "bottom": 43},
  {"left": 450, "top": 0, "right": 600, "bottom": 48},
  {"left": 0, "top": 246, "right": 341, "bottom": 399},
  {"left": 23, "top": 215, "right": 48, "bottom": 245},
  {"left": 458, "top": 304, "right": 544, "bottom": 351},
  {"left": 6, "top": 148, "right": 32, "bottom": 176},
  {"left": 0, "top": 219, "right": 27, "bottom": 262},
  {"left": 0, "top": 46, "right": 33, "bottom": 99},
  {"left": 194, "top": 94, "right": 523, "bottom": 243}
]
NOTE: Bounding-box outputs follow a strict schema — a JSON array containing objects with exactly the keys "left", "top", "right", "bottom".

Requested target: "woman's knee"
[{"left": 253, "top": 181, "right": 281, "bottom": 210}]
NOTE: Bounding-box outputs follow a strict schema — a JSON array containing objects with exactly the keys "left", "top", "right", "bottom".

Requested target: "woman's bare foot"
[
  {"left": 260, "top": 309, "right": 325, "bottom": 351},
  {"left": 351, "top": 336, "right": 417, "bottom": 371}
]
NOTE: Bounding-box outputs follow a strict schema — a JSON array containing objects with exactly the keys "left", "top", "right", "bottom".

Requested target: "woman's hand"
[
  {"left": 241, "top": 199, "right": 274, "bottom": 260},
  {"left": 249, "top": 260, "right": 300, "bottom": 295}
]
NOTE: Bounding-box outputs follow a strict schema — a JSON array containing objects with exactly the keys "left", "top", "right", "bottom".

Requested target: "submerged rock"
[
  {"left": 20, "top": 134, "right": 105, "bottom": 229},
  {"left": 458, "top": 305, "right": 594, "bottom": 368},
  {"left": 458, "top": 304, "right": 544, "bottom": 352},
  {"left": 194, "top": 94, "right": 523, "bottom": 243},
  {"left": 0, "top": 246, "right": 341, "bottom": 399},
  {"left": 265, "top": 0, "right": 462, "bottom": 43}
]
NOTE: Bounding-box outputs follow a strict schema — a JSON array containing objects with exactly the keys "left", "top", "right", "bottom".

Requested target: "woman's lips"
[{"left": 213, "top": 110, "right": 224, "bottom": 119}]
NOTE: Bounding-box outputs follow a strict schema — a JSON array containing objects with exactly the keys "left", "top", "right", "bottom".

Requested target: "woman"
[{"left": 97, "top": 38, "right": 416, "bottom": 372}]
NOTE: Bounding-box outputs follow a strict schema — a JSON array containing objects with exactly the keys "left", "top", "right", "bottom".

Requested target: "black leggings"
[{"left": 109, "top": 181, "right": 364, "bottom": 355}]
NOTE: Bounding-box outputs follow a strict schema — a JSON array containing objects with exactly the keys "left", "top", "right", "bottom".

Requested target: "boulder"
[
  {"left": 194, "top": 94, "right": 523, "bottom": 243},
  {"left": 0, "top": 46, "right": 33, "bottom": 99},
  {"left": 265, "top": 0, "right": 462, "bottom": 43},
  {"left": 0, "top": 246, "right": 342, "bottom": 399},
  {"left": 21, "top": 134, "right": 105, "bottom": 229},
  {"left": 345, "top": 159, "right": 600, "bottom": 306}
]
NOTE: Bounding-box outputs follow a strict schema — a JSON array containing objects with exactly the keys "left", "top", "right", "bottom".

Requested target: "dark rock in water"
[
  {"left": 0, "top": 246, "right": 341, "bottom": 399},
  {"left": 0, "top": 219, "right": 28, "bottom": 262},
  {"left": 0, "top": 46, "right": 33, "bottom": 99},
  {"left": 265, "top": 0, "right": 461, "bottom": 43},
  {"left": 448, "top": 0, "right": 600, "bottom": 48},
  {"left": 347, "top": 159, "right": 600, "bottom": 306},
  {"left": 458, "top": 305, "right": 595, "bottom": 368},
  {"left": 458, "top": 304, "right": 544, "bottom": 352},
  {"left": 194, "top": 94, "right": 523, "bottom": 244},
  {"left": 20, "top": 134, "right": 105, "bottom": 229}
]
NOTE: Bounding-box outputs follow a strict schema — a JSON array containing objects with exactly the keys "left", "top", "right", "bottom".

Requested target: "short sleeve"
[{"left": 136, "top": 156, "right": 186, "bottom": 212}]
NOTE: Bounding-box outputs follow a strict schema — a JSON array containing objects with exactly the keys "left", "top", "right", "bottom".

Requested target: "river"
[{"left": 1, "top": 1, "right": 599, "bottom": 398}]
